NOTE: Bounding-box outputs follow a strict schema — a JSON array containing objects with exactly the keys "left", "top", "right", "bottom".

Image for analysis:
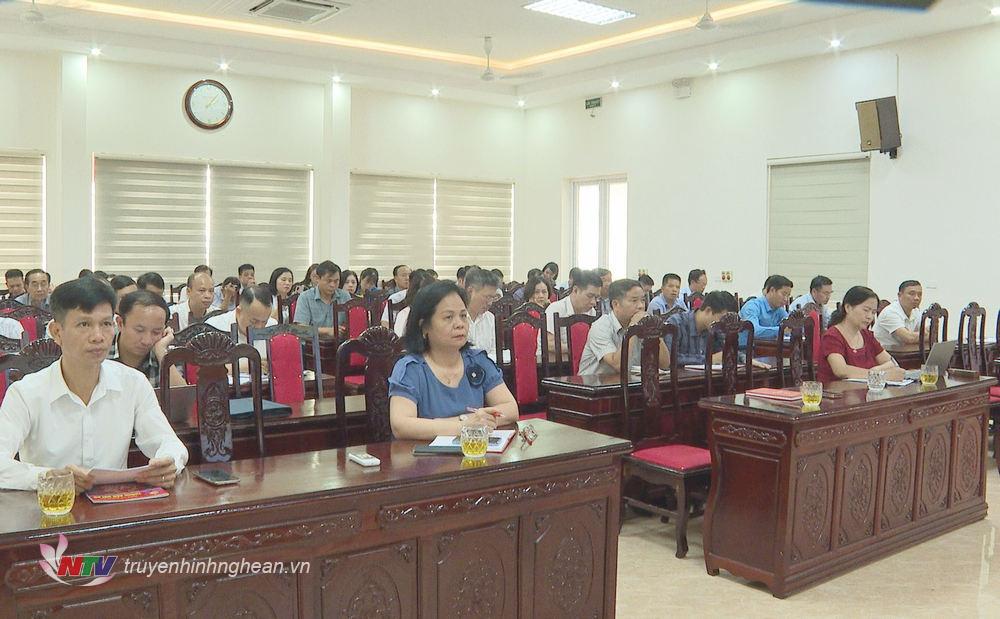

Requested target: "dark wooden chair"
[
  {"left": 618, "top": 315, "right": 710, "bottom": 558},
  {"left": 876, "top": 299, "right": 891, "bottom": 315},
  {"left": 333, "top": 297, "right": 372, "bottom": 344},
  {"left": 203, "top": 308, "right": 228, "bottom": 322},
  {"left": 0, "top": 298, "right": 25, "bottom": 314},
  {"left": 171, "top": 322, "right": 230, "bottom": 384},
  {"left": 160, "top": 331, "right": 265, "bottom": 463},
  {"left": 386, "top": 297, "right": 408, "bottom": 329},
  {"left": 662, "top": 305, "right": 685, "bottom": 320},
  {"left": 704, "top": 312, "right": 754, "bottom": 397},
  {"left": 552, "top": 312, "right": 599, "bottom": 376},
  {"left": 169, "top": 284, "right": 185, "bottom": 305},
  {"left": 558, "top": 288, "right": 572, "bottom": 300},
  {"left": 491, "top": 295, "right": 520, "bottom": 322},
  {"left": 957, "top": 302, "right": 987, "bottom": 372},
  {"left": 277, "top": 292, "right": 300, "bottom": 325},
  {"left": 167, "top": 312, "right": 180, "bottom": 332},
  {"left": 334, "top": 326, "right": 404, "bottom": 446},
  {"left": 8, "top": 305, "right": 51, "bottom": 342},
  {"left": 0, "top": 339, "right": 62, "bottom": 404},
  {"left": 495, "top": 308, "right": 550, "bottom": 419},
  {"left": 776, "top": 309, "right": 815, "bottom": 387},
  {"left": 364, "top": 289, "right": 388, "bottom": 326},
  {"left": 0, "top": 332, "right": 28, "bottom": 354},
  {"left": 249, "top": 323, "right": 323, "bottom": 404},
  {"left": 918, "top": 302, "right": 949, "bottom": 363}
]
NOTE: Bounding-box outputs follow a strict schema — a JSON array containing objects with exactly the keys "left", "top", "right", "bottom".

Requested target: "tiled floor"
[{"left": 617, "top": 466, "right": 1000, "bottom": 618}]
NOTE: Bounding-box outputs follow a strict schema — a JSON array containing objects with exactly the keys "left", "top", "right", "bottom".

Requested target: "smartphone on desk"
[{"left": 193, "top": 469, "right": 240, "bottom": 486}]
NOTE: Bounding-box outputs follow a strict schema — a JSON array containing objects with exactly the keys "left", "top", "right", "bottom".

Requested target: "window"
[
  {"left": 767, "top": 157, "right": 870, "bottom": 291},
  {"left": 572, "top": 177, "right": 627, "bottom": 278},
  {"left": 0, "top": 153, "right": 45, "bottom": 272},
  {"left": 94, "top": 157, "right": 312, "bottom": 285},
  {"left": 348, "top": 174, "right": 513, "bottom": 276}
]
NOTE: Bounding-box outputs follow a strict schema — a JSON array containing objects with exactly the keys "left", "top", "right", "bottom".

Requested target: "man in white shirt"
[
  {"left": 205, "top": 284, "right": 277, "bottom": 362},
  {"left": 789, "top": 275, "right": 833, "bottom": 329},
  {"left": 170, "top": 271, "right": 217, "bottom": 330},
  {"left": 545, "top": 269, "right": 602, "bottom": 353},
  {"left": 178, "top": 264, "right": 212, "bottom": 303},
  {"left": 579, "top": 279, "right": 669, "bottom": 375},
  {"left": 14, "top": 269, "right": 51, "bottom": 311},
  {"left": 464, "top": 268, "right": 501, "bottom": 362},
  {"left": 874, "top": 279, "right": 925, "bottom": 348},
  {"left": 0, "top": 276, "right": 187, "bottom": 492}
]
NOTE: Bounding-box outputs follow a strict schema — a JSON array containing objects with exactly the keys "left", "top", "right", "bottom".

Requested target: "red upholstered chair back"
[
  {"left": 705, "top": 312, "right": 754, "bottom": 397},
  {"left": 551, "top": 312, "right": 598, "bottom": 376},
  {"left": 619, "top": 315, "right": 679, "bottom": 442},
  {"left": 0, "top": 333, "right": 26, "bottom": 354},
  {"left": 776, "top": 308, "right": 815, "bottom": 387},
  {"left": 0, "top": 339, "right": 62, "bottom": 405},
  {"left": 249, "top": 323, "right": 323, "bottom": 404},
  {"left": 286, "top": 293, "right": 299, "bottom": 324},
  {"left": 335, "top": 326, "right": 404, "bottom": 446},
  {"left": 171, "top": 321, "right": 231, "bottom": 385},
  {"left": 957, "top": 301, "right": 987, "bottom": 372},
  {"left": 497, "top": 309, "right": 549, "bottom": 407},
  {"left": 918, "top": 303, "right": 949, "bottom": 363},
  {"left": 9, "top": 306, "right": 50, "bottom": 342},
  {"left": 333, "top": 298, "right": 371, "bottom": 367}
]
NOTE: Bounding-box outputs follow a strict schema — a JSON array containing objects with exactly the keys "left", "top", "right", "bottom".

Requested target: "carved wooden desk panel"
[
  {"left": 0, "top": 420, "right": 630, "bottom": 618},
  {"left": 697, "top": 377, "right": 994, "bottom": 597}
]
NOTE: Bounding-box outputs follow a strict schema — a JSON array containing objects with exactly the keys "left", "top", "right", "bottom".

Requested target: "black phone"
[{"left": 193, "top": 469, "right": 240, "bottom": 486}]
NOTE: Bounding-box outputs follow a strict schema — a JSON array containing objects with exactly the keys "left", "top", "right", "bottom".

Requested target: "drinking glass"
[
  {"left": 867, "top": 368, "right": 887, "bottom": 393},
  {"left": 460, "top": 424, "right": 489, "bottom": 459},
  {"left": 800, "top": 381, "right": 823, "bottom": 407},
  {"left": 37, "top": 470, "right": 75, "bottom": 516},
  {"left": 920, "top": 364, "right": 938, "bottom": 386}
]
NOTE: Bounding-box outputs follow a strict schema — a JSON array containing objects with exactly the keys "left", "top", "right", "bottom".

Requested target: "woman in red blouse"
[{"left": 818, "top": 285, "right": 905, "bottom": 383}]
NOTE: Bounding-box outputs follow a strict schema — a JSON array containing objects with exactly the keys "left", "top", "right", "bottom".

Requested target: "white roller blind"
[
  {"left": 94, "top": 158, "right": 205, "bottom": 284},
  {"left": 435, "top": 179, "right": 513, "bottom": 276},
  {"left": 349, "top": 174, "right": 434, "bottom": 275},
  {"left": 0, "top": 154, "right": 44, "bottom": 272},
  {"left": 767, "top": 158, "right": 870, "bottom": 291},
  {"left": 209, "top": 165, "right": 311, "bottom": 280}
]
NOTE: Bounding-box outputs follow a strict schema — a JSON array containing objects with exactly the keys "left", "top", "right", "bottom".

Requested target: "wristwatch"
[{"left": 459, "top": 414, "right": 468, "bottom": 423}]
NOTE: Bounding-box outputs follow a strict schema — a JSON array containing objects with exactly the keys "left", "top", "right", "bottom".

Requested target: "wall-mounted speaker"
[{"left": 856, "top": 96, "right": 901, "bottom": 158}]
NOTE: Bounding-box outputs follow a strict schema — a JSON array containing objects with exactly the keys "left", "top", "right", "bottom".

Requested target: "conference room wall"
[{"left": 519, "top": 23, "right": 999, "bottom": 336}]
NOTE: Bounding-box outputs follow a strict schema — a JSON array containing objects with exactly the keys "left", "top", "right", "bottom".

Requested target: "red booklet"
[
  {"left": 745, "top": 388, "right": 802, "bottom": 402},
  {"left": 85, "top": 483, "right": 169, "bottom": 504}
]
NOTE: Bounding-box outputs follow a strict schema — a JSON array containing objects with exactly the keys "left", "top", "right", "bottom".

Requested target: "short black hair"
[
  {"left": 5, "top": 269, "right": 23, "bottom": 280},
  {"left": 662, "top": 273, "right": 681, "bottom": 286},
  {"left": 568, "top": 267, "right": 582, "bottom": 284},
  {"left": 118, "top": 289, "right": 169, "bottom": 323},
  {"left": 93, "top": 270, "right": 109, "bottom": 280},
  {"left": 464, "top": 267, "right": 500, "bottom": 291},
  {"left": 24, "top": 268, "right": 50, "bottom": 284},
  {"left": 137, "top": 272, "right": 165, "bottom": 291},
  {"left": 194, "top": 264, "right": 213, "bottom": 276},
  {"left": 608, "top": 278, "right": 641, "bottom": 304},
  {"left": 457, "top": 265, "right": 476, "bottom": 280},
  {"left": 392, "top": 265, "right": 409, "bottom": 277},
  {"left": 638, "top": 274, "right": 654, "bottom": 287},
  {"left": 239, "top": 284, "right": 273, "bottom": 309},
  {"left": 109, "top": 275, "right": 136, "bottom": 292},
  {"left": 360, "top": 267, "right": 379, "bottom": 282},
  {"left": 526, "top": 268, "right": 543, "bottom": 280},
  {"left": 50, "top": 276, "right": 116, "bottom": 322},
  {"left": 78, "top": 269, "right": 93, "bottom": 278},
  {"left": 809, "top": 275, "right": 832, "bottom": 291},
  {"left": 221, "top": 276, "right": 240, "bottom": 289},
  {"left": 426, "top": 269, "right": 439, "bottom": 278},
  {"left": 687, "top": 269, "right": 706, "bottom": 284},
  {"left": 402, "top": 280, "right": 469, "bottom": 354},
  {"left": 573, "top": 270, "right": 603, "bottom": 291},
  {"left": 238, "top": 264, "right": 255, "bottom": 275},
  {"left": 700, "top": 290, "right": 738, "bottom": 313},
  {"left": 490, "top": 268, "right": 504, "bottom": 279},
  {"left": 899, "top": 280, "right": 921, "bottom": 293},
  {"left": 763, "top": 275, "right": 793, "bottom": 292},
  {"left": 595, "top": 268, "right": 611, "bottom": 278},
  {"left": 315, "top": 260, "right": 341, "bottom": 279},
  {"left": 542, "top": 262, "right": 559, "bottom": 275}
]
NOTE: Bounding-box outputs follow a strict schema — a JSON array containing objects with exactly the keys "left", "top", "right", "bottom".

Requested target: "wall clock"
[{"left": 184, "top": 79, "right": 233, "bottom": 130}]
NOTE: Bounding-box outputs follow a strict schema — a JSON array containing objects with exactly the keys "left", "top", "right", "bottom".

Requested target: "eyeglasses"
[{"left": 518, "top": 423, "right": 538, "bottom": 448}]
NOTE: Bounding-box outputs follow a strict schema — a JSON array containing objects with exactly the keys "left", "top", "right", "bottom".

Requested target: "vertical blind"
[
  {"left": 349, "top": 174, "right": 434, "bottom": 277},
  {"left": 209, "top": 165, "right": 311, "bottom": 282},
  {"left": 348, "top": 174, "right": 513, "bottom": 277},
  {"left": 94, "top": 158, "right": 206, "bottom": 284},
  {"left": 0, "top": 154, "right": 44, "bottom": 272},
  {"left": 767, "top": 157, "right": 871, "bottom": 292}
]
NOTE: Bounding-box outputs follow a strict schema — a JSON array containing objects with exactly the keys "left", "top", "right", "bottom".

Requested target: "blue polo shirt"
[
  {"left": 292, "top": 287, "right": 352, "bottom": 329},
  {"left": 388, "top": 348, "right": 504, "bottom": 419},
  {"left": 738, "top": 295, "right": 788, "bottom": 346},
  {"left": 663, "top": 311, "right": 724, "bottom": 366},
  {"left": 648, "top": 293, "right": 685, "bottom": 316}
]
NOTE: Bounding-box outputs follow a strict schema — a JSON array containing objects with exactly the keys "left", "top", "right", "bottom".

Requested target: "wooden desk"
[
  {"left": 0, "top": 420, "right": 630, "bottom": 618},
  {"left": 698, "top": 376, "right": 995, "bottom": 597},
  {"left": 884, "top": 341, "right": 996, "bottom": 370}
]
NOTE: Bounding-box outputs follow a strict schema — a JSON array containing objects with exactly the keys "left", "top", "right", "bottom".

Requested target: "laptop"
[{"left": 902, "top": 340, "right": 957, "bottom": 380}]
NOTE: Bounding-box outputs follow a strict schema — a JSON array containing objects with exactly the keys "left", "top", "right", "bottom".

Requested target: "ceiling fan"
[
  {"left": 480, "top": 36, "right": 542, "bottom": 82},
  {"left": 694, "top": 0, "right": 785, "bottom": 33},
  {"left": 695, "top": 0, "right": 719, "bottom": 30},
  {"left": 0, "top": 0, "right": 72, "bottom": 33}
]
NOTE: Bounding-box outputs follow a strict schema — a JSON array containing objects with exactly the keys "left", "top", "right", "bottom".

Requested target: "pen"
[{"left": 467, "top": 406, "right": 500, "bottom": 418}]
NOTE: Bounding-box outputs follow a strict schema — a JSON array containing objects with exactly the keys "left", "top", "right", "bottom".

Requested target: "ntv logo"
[{"left": 38, "top": 534, "right": 116, "bottom": 586}]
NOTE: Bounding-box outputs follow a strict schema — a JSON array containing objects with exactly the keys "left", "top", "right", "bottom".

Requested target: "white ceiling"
[{"left": 0, "top": 0, "right": 994, "bottom": 107}]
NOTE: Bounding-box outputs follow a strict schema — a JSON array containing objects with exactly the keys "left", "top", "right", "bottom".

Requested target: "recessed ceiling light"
[
  {"left": 332, "top": 74, "right": 342, "bottom": 83},
  {"left": 218, "top": 61, "right": 230, "bottom": 71},
  {"left": 90, "top": 47, "right": 102, "bottom": 57},
  {"left": 991, "top": 6, "right": 1000, "bottom": 15},
  {"left": 610, "top": 79, "right": 620, "bottom": 89},
  {"left": 430, "top": 88, "right": 440, "bottom": 97},
  {"left": 523, "top": 0, "right": 636, "bottom": 26},
  {"left": 829, "top": 38, "right": 842, "bottom": 49},
  {"left": 517, "top": 99, "right": 526, "bottom": 108},
  {"left": 708, "top": 61, "right": 719, "bottom": 71}
]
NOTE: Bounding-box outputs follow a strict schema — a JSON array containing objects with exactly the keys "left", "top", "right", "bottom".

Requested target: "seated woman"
[
  {"left": 268, "top": 267, "right": 294, "bottom": 322},
  {"left": 818, "top": 285, "right": 905, "bottom": 383},
  {"left": 523, "top": 274, "right": 552, "bottom": 310},
  {"left": 388, "top": 281, "right": 519, "bottom": 440},
  {"left": 293, "top": 263, "right": 318, "bottom": 295},
  {"left": 392, "top": 269, "right": 434, "bottom": 338},
  {"left": 340, "top": 270, "right": 360, "bottom": 298}
]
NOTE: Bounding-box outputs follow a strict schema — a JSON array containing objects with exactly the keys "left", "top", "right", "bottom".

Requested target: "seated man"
[
  {"left": 789, "top": 275, "right": 833, "bottom": 329},
  {"left": 0, "top": 277, "right": 187, "bottom": 492},
  {"left": 110, "top": 275, "right": 137, "bottom": 305},
  {"left": 579, "top": 279, "right": 668, "bottom": 376},
  {"left": 595, "top": 268, "right": 613, "bottom": 315},
  {"left": 638, "top": 274, "right": 655, "bottom": 296},
  {"left": 647, "top": 273, "right": 685, "bottom": 316},
  {"left": 739, "top": 275, "right": 792, "bottom": 345},
  {"left": 14, "top": 269, "right": 51, "bottom": 310},
  {"left": 5, "top": 268, "right": 25, "bottom": 299},
  {"left": 464, "top": 268, "right": 502, "bottom": 362},
  {"left": 873, "top": 280, "right": 924, "bottom": 348},
  {"left": 664, "top": 291, "right": 737, "bottom": 365},
  {"left": 207, "top": 284, "right": 277, "bottom": 359},
  {"left": 680, "top": 268, "right": 707, "bottom": 310},
  {"left": 385, "top": 264, "right": 410, "bottom": 297},
  {"left": 544, "top": 269, "right": 601, "bottom": 353},
  {"left": 293, "top": 261, "right": 351, "bottom": 338},
  {"left": 179, "top": 264, "right": 212, "bottom": 302},
  {"left": 110, "top": 290, "right": 185, "bottom": 387},
  {"left": 136, "top": 272, "right": 166, "bottom": 298},
  {"left": 212, "top": 263, "right": 255, "bottom": 308},
  {"left": 170, "top": 271, "right": 218, "bottom": 330}
]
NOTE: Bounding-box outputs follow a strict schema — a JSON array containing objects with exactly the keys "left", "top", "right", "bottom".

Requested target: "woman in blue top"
[{"left": 388, "top": 281, "right": 519, "bottom": 440}]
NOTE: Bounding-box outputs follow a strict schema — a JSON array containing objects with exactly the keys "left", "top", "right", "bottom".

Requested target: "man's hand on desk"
[
  {"left": 64, "top": 464, "right": 94, "bottom": 494},
  {"left": 135, "top": 457, "right": 177, "bottom": 488}
]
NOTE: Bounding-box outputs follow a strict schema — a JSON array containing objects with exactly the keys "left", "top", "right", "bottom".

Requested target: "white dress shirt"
[
  {"left": 0, "top": 359, "right": 188, "bottom": 490},
  {"left": 468, "top": 310, "right": 497, "bottom": 362},
  {"left": 169, "top": 301, "right": 219, "bottom": 331},
  {"left": 578, "top": 311, "right": 640, "bottom": 375},
  {"left": 380, "top": 290, "right": 408, "bottom": 324},
  {"left": 873, "top": 300, "right": 922, "bottom": 348},
  {"left": 393, "top": 306, "right": 411, "bottom": 338},
  {"left": 205, "top": 310, "right": 277, "bottom": 360}
]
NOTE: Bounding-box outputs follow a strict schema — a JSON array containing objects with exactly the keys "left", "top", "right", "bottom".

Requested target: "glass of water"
[
  {"left": 867, "top": 368, "right": 887, "bottom": 393},
  {"left": 920, "top": 364, "right": 938, "bottom": 386},
  {"left": 800, "top": 381, "right": 823, "bottom": 407}
]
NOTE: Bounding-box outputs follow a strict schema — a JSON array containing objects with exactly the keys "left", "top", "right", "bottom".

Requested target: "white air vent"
[{"left": 249, "top": 0, "right": 349, "bottom": 24}]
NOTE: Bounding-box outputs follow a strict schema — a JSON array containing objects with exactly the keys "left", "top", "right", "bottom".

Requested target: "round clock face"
[{"left": 184, "top": 80, "right": 233, "bottom": 130}]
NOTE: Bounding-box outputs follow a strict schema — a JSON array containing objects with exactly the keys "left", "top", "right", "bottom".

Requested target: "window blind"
[
  {"left": 209, "top": 165, "right": 311, "bottom": 281},
  {"left": 0, "top": 153, "right": 44, "bottom": 273},
  {"left": 94, "top": 158, "right": 206, "bottom": 285},
  {"left": 349, "top": 174, "right": 434, "bottom": 275},
  {"left": 767, "top": 158, "right": 871, "bottom": 292},
  {"left": 434, "top": 179, "right": 513, "bottom": 277}
]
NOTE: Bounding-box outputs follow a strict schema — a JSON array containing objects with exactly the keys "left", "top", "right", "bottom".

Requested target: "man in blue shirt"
[
  {"left": 648, "top": 273, "right": 685, "bottom": 316},
  {"left": 293, "top": 260, "right": 352, "bottom": 338},
  {"left": 679, "top": 269, "right": 707, "bottom": 310},
  {"left": 739, "top": 275, "right": 793, "bottom": 346},
  {"left": 789, "top": 275, "right": 833, "bottom": 329},
  {"left": 664, "top": 291, "right": 737, "bottom": 365}
]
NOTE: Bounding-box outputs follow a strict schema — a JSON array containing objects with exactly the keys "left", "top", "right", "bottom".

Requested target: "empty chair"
[
  {"left": 918, "top": 302, "right": 949, "bottom": 363},
  {"left": 334, "top": 326, "right": 404, "bottom": 446}
]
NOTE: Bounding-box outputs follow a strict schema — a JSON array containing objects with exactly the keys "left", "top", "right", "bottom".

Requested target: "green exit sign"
[{"left": 585, "top": 97, "right": 602, "bottom": 110}]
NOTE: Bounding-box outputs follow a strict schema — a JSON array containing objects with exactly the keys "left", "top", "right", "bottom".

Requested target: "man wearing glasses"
[
  {"left": 463, "top": 268, "right": 503, "bottom": 363},
  {"left": 544, "top": 269, "right": 603, "bottom": 354}
]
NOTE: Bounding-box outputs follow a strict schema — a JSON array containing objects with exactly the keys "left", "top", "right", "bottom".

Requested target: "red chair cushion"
[
  {"left": 0, "top": 371, "right": 7, "bottom": 406},
  {"left": 568, "top": 321, "right": 591, "bottom": 375},
  {"left": 269, "top": 333, "right": 305, "bottom": 404},
  {"left": 344, "top": 375, "right": 365, "bottom": 386},
  {"left": 185, "top": 363, "right": 200, "bottom": 385},
  {"left": 990, "top": 386, "right": 1000, "bottom": 398},
  {"left": 18, "top": 317, "right": 37, "bottom": 342},
  {"left": 512, "top": 322, "right": 539, "bottom": 405},
  {"left": 348, "top": 306, "right": 369, "bottom": 367},
  {"left": 631, "top": 444, "right": 711, "bottom": 471}
]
